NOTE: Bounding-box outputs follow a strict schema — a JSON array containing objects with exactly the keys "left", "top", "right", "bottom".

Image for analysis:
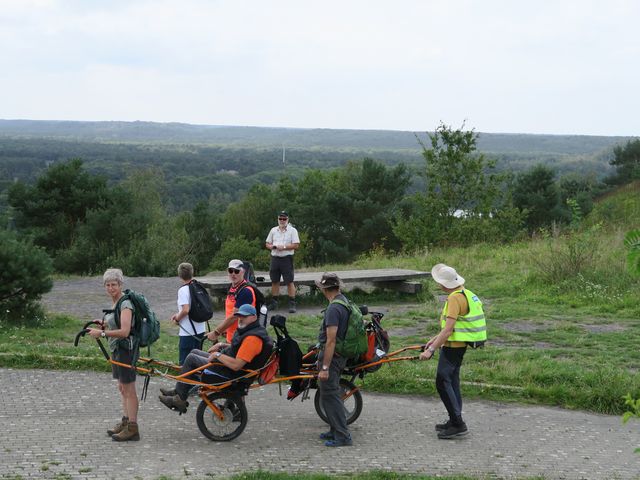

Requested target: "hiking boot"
[
  {"left": 437, "top": 422, "right": 468, "bottom": 439},
  {"left": 107, "top": 416, "right": 128, "bottom": 437},
  {"left": 159, "top": 387, "right": 177, "bottom": 397},
  {"left": 111, "top": 421, "right": 140, "bottom": 442},
  {"left": 319, "top": 431, "right": 334, "bottom": 440},
  {"left": 435, "top": 419, "right": 452, "bottom": 431},
  {"left": 288, "top": 299, "right": 296, "bottom": 313},
  {"left": 159, "top": 394, "right": 188, "bottom": 414},
  {"left": 267, "top": 299, "right": 278, "bottom": 311},
  {"left": 324, "top": 437, "right": 353, "bottom": 447}
]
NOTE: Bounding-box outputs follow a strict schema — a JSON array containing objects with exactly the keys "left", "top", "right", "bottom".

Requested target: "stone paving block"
[{"left": 0, "top": 368, "right": 638, "bottom": 479}]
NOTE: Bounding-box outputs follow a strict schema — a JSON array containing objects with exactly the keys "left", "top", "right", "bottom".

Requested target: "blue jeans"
[
  {"left": 178, "top": 334, "right": 204, "bottom": 366},
  {"left": 435, "top": 346, "right": 467, "bottom": 425}
]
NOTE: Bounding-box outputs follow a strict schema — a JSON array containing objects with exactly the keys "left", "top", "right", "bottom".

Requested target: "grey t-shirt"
[
  {"left": 104, "top": 298, "right": 136, "bottom": 352},
  {"left": 318, "top": 293, "right": 350, "bottom": 345}
]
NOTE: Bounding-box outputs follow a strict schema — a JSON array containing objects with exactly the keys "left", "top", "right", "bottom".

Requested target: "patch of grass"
[{"left": 228, "top": 472, "right": 481, "bottom": 480}]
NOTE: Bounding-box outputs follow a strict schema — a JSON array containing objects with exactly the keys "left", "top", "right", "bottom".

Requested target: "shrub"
[
  {"left": 209, "top": 236, "right": 271, "bottom": 271},
  {"left": 530, "top": 225, "right": 602, "bottom": 282},
  {"left": 0, "top": 229, "right": 53, "bottom": 325}
]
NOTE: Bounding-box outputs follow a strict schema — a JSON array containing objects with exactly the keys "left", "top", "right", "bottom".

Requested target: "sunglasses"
[
  {"left": 278, "top": 217, "right": 288, "bottom": 221},
  {"left": 227, "top": 268, "right": 241, "bottom": 274}
]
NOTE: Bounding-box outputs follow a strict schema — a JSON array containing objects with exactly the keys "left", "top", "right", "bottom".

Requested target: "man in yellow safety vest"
[{"left": 420, "top": 263, "right": 487, "bottom": 439}]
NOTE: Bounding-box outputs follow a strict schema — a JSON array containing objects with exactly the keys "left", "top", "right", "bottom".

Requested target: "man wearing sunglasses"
[
  {"left": 206, "top": 259, "right": 258, "bottom": 345},
  {"left": 265, "top": 210, "right": 300, "bottom": 313}
]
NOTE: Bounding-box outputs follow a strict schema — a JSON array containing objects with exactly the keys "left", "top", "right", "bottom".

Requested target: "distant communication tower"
[{"left": 282, "top": 144, "right": 286, "bottom": 165}]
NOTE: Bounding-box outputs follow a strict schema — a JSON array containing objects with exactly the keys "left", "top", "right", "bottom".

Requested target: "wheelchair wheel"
[
  {"left": 196, "top": 392, "right": 248, "bottom": 441},
  {"left": 313, "top": 378, "right": 363, "bottom": 425}
]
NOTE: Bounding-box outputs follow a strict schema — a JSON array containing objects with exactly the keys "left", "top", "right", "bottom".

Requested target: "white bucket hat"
[{"left": 431, "top": 263, "right": 465, "bottom": 289}]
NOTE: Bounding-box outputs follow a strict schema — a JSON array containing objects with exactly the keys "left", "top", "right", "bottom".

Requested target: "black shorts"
[
  {"left": 111, "top": 348, "right": 138, "bottom": 384},
  {"left": 269, "top": 255, "right": 295, "bottom": 284}
]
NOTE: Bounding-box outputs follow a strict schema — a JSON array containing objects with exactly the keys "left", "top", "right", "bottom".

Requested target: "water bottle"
[{"left": 259, "top": 304, "right": 268, "bottom": 327}]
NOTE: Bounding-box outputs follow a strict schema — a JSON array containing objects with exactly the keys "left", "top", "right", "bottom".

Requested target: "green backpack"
[
  {"left": 331, "top": 298, "right": 368, "bottom": 359},
  {"left": 115, "top": 289, "right": 161, "bottom": 350}
]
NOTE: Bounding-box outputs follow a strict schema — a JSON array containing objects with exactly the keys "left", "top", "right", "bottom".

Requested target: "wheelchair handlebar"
[{"left": 73, "top": 320, "right": 103, "bottom": 347}]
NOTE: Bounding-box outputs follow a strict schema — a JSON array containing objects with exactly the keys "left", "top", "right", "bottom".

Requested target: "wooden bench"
[{"left": 198, "top": 268, "right": 431, "bottom": 301}]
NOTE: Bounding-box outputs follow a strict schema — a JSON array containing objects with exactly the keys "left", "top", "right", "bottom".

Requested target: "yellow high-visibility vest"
[{"left": 440, "top": 289, "right": 487, "bottom": 343}]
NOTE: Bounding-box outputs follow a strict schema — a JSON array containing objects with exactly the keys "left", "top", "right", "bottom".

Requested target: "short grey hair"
[
  {"left": 103, "top": 268, "right": 124, "bottom": 285},
  {"left": 178, "top": 262, "right": 194, "bottom": 281}
]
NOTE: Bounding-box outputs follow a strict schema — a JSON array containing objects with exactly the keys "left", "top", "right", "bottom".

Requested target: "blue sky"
[{"left": 1, "top": 0, "right": 638, "bottom": 136}]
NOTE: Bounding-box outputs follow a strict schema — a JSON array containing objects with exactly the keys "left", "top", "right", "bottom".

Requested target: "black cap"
[{"left": 278, "top": 211, "right": 289, "bottom": 218}]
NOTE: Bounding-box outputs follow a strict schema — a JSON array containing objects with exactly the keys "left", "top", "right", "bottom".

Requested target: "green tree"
[
  {"left": 608, "top": 139, "right": 640, "bottom": 185},
  {"left": 8, "top": 158, "right": 110, "bottom": 255},
  {"left": 209, "top": 235, "right": 271, "bottom": 271},
  {"left": 109, "top": 170, "right": 188, "bottom": 276},
  {"left": 558, "top": 173, "right": 598, "bottom": 220},
  {"left": 221, "top": 183, "right": 281, "bottom": 242},
  {"left": 58, "top": 169, "right": 189, "bottom": 276},
  {"left": 179, "top": 201, "right": 224, "bottom": 274},
  {"left": 394, "top": 123, "right": 518, "bottom": 247},
  {"left": 0, "top": 229, "right": 53, "bottom": 324},
  {"left": 287, "top": 159, "right": 410, "bottom": 264},
  {"left": 513, "top": 164, "right": 563, "bottom": 231},
  {"left": 334, "top": 158, "right": 410, "bottom": 254}
]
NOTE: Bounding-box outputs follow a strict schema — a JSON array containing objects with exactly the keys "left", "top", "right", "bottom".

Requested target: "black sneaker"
[
  {"left": 437, "top": 422, "right": 468, "bottom": 439},
  {"left": 288, "top": 300, "right": 296, "bottom": 313},
  {"left": 435, "top": 419, "right": 452, "bottom": 432},
  {"left": 267, "top": 299, "right": 278, "bottom": 311}
]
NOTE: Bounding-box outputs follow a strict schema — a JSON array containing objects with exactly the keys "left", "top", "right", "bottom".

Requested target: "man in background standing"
[{"left": 265, "top": 210, "right": 300, "bottom": 313}]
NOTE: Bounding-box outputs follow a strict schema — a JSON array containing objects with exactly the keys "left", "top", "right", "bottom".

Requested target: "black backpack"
[
  {"left": 188, "top": 279, "right": 213, "bottom": 323},
  {"left": 242, "top": 261, "right": 257, "bottom": 284},
  {"left": 270, "top": 314, "right": 303, "bottom": 376},
  {"left": 235, "top": 281, "right": 266, "bottom": 316}
]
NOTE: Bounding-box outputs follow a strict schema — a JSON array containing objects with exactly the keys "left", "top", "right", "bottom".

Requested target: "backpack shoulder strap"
[
  {"left": 113, "top": 292, "right": 130, "bottom": 328},
  {"left": 330, "top": 298, "right": 351, "bottom": 313},
  {"left": 114, "top": 292, "right": 136, "bottom": 332},
  {"left": 235, "top": 282, "right": 256, "bottom": 303}
]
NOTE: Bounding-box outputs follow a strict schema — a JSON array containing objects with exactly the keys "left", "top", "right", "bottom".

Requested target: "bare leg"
[{"left": 121, "top": 381, "right": 139, "bottom": 423}]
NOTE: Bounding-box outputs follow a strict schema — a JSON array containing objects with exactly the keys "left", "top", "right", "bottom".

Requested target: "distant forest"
[{"left": 0, "top": 119, "right": 628, "bottom": 213}]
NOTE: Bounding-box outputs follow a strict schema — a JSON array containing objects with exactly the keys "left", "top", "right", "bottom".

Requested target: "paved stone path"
[{"left": 0, "top": 368, "right": 638, "bottom": 480}]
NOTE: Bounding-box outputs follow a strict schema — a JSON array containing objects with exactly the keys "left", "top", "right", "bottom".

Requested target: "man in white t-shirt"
[
  {"left": 171, "top": 263, "right": 206, "bottom": 365},
  {"left": 265, "top": 210, "right": 300, "bottom": 313}
]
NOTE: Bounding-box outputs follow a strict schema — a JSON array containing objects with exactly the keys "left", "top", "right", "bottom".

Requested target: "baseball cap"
[
  {"left": 236, "top": 304, "right": 257, "bottom": 317},
  {"left": 228, "top": 259, "right": 244, "bottom": 269}
]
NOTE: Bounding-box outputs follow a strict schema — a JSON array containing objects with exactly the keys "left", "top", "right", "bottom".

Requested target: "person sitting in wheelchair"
[{"left": 159, "top": 304, "right": 273, "bottom": 413}]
